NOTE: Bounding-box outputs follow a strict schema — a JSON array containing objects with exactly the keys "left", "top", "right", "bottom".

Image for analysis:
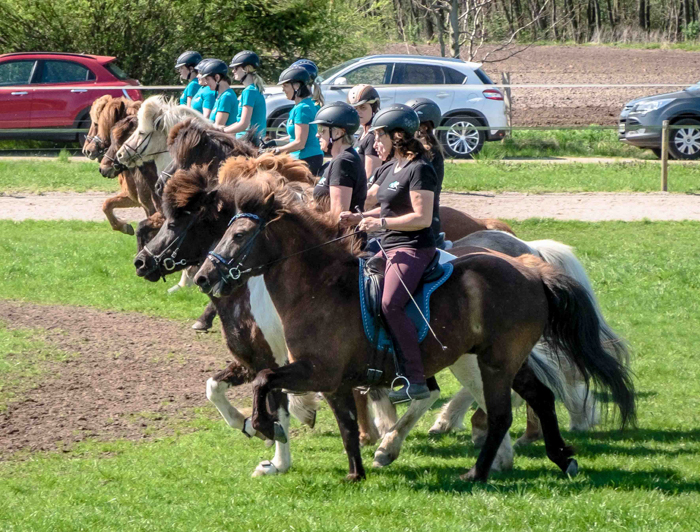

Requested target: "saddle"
[{"left": 359, "top": 250, "right": 454, "bottom": 382}]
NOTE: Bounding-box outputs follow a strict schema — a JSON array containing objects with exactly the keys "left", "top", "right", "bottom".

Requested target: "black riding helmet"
[
  {"left": 311, "top": 101, "right": 360, "bottom": 136},
  {"left": 291, "top": 59, "right": 318, "bottom": 82},
  {"left": 406, "top": 98, "right": 442, "bottom": 129},
  {"left": 198, "top": 59, "right": 228, "bottom": 78},
  {"left": 277, "top": 66, "right": 311, "bottom": 86},
  {"left": 194, "top": 58, "right": 212, "bottom": 73},
  {"left": 229, "top": 50, "right": 261, "bottom": 69},
  {"left": 368, "top": 104, "right": 420, "bottom": 137},
  {"left": 175, "top": 51, "right": 203, "bottom": 70}
]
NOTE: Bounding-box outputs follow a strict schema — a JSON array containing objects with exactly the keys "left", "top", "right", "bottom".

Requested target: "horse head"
[
  {"left": 83, "top": 95, "right": 113, "bottom": 160},
  {"left": 99, "top": 115, "right": 138, "bottom": 178}
]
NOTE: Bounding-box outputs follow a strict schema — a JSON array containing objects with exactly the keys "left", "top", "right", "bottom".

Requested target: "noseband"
[
  {"left": 85, "top": 134, "right": 107, "bottom": 158},
  {"left": 207, "top": 213, "right": 266, "bottom": 283},
  {"left": 141, "top": 213, "right": 199, "bottom": 279},
  {"left": 121, "top": 131, "right": 168, "bottom": 165},
  {"left": 101, "top": 152, "right": 127, "bottom": 174}
]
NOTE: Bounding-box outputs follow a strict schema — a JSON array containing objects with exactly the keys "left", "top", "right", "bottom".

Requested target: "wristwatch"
[{"left": 380, "top": 217, "right": 387, "bottom": 229}]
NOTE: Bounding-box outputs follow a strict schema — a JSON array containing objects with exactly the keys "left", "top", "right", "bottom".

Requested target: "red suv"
[{"left": 0, "top": 52, "right": 142, "bottom": 143}]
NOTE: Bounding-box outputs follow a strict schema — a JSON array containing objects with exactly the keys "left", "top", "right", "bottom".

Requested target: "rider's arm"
[{"left": 224, "top": 106, "right": 252, "bottom": 134}]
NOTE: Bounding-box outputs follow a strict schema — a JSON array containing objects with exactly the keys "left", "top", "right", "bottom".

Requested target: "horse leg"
[
  {"left": 249, "top": 362, "right": 314, "bottom": 442},
  {"left": 461, "top": 355, "right": 515, "bottom": 482},
  {"left": 448, "top": 354, "right": 514, "bottom": 472},
  {"left": 192, "top": 301, "right": 218, "bottom": 331},
  {"left": 325, "top": 388, "right": 366, "bottom": 481},
  {"left": 206, "top": 361, "right": 265, "bottom": 437},
  {"left": 288, "top": 393, "right": 320, "bottom": 428},
  {"left": 102, "top": 193, "right": 139, "bottom": 235},
  {"left": 515, "top": 405, "right": 544, "bottom": 447},
  {"left": 567, "top": 381, "right": 600, "bottom": 431},
  {"left": 428, "top": 386, "right": 474, "bottom": 435},
  {"left": 511, "top": 363, "right": 578, "bottom": 476},
  {"left": 354, "top": 389, "right": 380, "bottom": 447},
  {"left": 373, "top": 377, "right": 440, "bottom": 468},
  {"left": 369, "top": 388, "right": 398, "bottom": 437},
  {"left": 252, "top": 390, "right": 292, "bottom": 477}
]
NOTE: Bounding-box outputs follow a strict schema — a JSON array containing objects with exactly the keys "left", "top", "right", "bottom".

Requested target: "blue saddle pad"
[{"left": 359, "top": 256, "right": 454, "bottom": 354}]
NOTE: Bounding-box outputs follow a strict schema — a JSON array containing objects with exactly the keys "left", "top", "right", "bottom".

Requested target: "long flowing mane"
[
  {"left": 219, "top": 153, "right": 314, "bottom": 186},
  {"left": 162, "top": 166, "right": 218, "bottom": 219},
  {"left": 89, "top": 94, "right": 112, "bottom": 124},
  {"left": 137, "top": 95, "right": 207, "bottom": 134},
  {"left": 109, "top": 115, "right": 138, "bottom": 145},
  {"left": 167, "top": 119, "right": 257, "bottom": 169},
  {"left": 97, "top": 98, "right": 141, "bottom": 140}
]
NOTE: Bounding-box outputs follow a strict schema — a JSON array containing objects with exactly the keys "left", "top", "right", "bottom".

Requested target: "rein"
[
  {"left": 206, "top": 212, "right": 360, "bottom": 284},
  {"left": 141, "top": 213, "right": 199, "bottom": 280},
  {"left": 121, "top": 131, "right": 168, "bottom": 165}
]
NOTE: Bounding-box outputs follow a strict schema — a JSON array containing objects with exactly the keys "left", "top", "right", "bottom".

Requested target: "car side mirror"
[{"left": 330, "top": 76, "right": 347, "bottom": 90}]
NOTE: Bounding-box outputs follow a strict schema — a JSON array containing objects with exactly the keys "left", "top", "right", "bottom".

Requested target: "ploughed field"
[
  {"left": 379, "top": 43, "right": 699, "bottom": 126},
  {"left": 0, "top": 218, "right": 699, "bottom": 531}
]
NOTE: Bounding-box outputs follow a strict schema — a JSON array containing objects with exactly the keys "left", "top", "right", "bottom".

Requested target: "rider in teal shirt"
[
  {"left": 191, "top": 85, "right": 216, "bottom": 116},
  {"left": 175, "top": 51, "right": 202, "bottom": 106},
  {"left": 199, "top": 59, "right": 238, "bottom": 127},
  {"left": 211, "top": 89, "right": 238, "bottom": 127},
  {"left": 221, "top": 51, "right": 266, "bottom": 142},
  {"left": 287, "top": 97, "right": 322, "bottom": 159}
]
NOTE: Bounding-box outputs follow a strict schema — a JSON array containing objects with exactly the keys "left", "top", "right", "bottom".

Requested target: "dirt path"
[
  {"left": 2, "top": 191, "right": 699, "bottom": 222},
  {"left": 0, "top": 301, "right": 247, "bottom": 457}
]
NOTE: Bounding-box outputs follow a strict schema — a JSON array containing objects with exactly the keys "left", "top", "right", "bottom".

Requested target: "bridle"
[
  {"left": 85, "top": 133, "right": 107, "bottom": 158},
  {"left": 206, "top": 212, "right": 361, "bottom": 286},
  {"left": 101, "top": 151, "right": 127, "bottom": 174},
  {"left": 121, "top": 130, "right": 168, "bottom": 165},
  {"left": 141, "top": 213, "right": 200, "bottom": 280}
]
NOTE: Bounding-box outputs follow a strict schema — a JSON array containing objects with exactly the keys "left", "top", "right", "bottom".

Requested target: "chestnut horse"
[
  {"left": 195, "top": 175, "right": 635, "bottom": 482},
  {"left": 134, "top": 155, "right": 321, "bottom": 477},
  {"left": 97, "top": 115, "right": 160, "bottom": 235},
  {"left": 83, "top": 95, "right": 113, "bottom": 160},
  {"left": 83, "top": 96, "right": 140, "bottom": 161}
]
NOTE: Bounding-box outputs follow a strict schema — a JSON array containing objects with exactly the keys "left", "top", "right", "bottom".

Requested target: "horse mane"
[
  {"left": 162, "top": 165, "right": 218, "bottom": 219},
  {"left": 167, "top": 118, "right": 257, "bottom": 167},
  {"left": 218, "top": 153, "right": 314, "bottom": 186},
  {"left": 97, "top": 97, "right": 133, "bottom": 139},
  {"left": 89, "top": 95, "right": 112, "bottom": 123},
  {"left": 110, "top": 115, "right": 138, "bottom": 145},
  {"left": 138, "top": 95, "right": 207, "bottom": 134}
]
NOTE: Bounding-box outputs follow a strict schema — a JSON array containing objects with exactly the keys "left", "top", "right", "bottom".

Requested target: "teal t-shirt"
[
  {"left": 191, "top": 86, "right": 216, "bottom": 114},
  {"left": 180, "top": 79, "right": 200, "bottom": 106},
  {"left": 287, "top": 98, "right": 322, "bottom": 160},
  {"left": 211, "top": 88, "right": 238, "bottom": 127},
  {"left": 236, "top": 84, "right": 267, "bottom": 140}
]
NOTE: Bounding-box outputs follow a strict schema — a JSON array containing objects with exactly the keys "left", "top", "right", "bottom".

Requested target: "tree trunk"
[
  {"left": 638, "top": 0, "right": 646, "bottom": 30},
  {"left": 449, "top": 0, "right": 460, "bottom": 58},
  {"left": 434, "top": 10, "right": 446, "bottom": 57}
]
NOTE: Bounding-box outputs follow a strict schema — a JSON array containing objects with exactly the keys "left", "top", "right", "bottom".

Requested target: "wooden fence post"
[
  {"left": 661, "top": 120, "right": 669, "bottom": 192},
  {"left": 501, "top": 72, "right": 512, "bottom": 141}
]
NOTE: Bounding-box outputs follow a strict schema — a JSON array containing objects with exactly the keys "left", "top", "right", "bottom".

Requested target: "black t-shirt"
[
  {"left": 313, "top": 147, "right": 367, "bottom": 213},
  {"left": 428, "top": 147, "right": 444, "bottom": 238},
  {"left": 368, "top": 159, "right": 395, "bottom": 188},
  {"left": 377, "top": 157, "right": 437, "bottom": 250},
  {"left": 354, "top": 131, "right": 378, "bottom": 164}
]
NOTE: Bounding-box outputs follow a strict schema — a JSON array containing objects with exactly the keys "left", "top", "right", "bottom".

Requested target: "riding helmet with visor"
[
  {"left": 347, "top": 84, "right": 380, "bottom": 108},
  {"left": 291, "top": 59, "right": 318, "bottom": 82},
  {"left": 194, "top": 58, "right": 212, "bottom": 74},
  {"left": 368, "top": 104, "right": 420, "bottom": 137},
  {"left": 277, "top": 66, "right": 311, "bottom": 86},
  {"left": 311, "top": 101, "right": 361, "bottom": 136},
  {"left": 197, "top": 59, "right": 228, "bottom": 78},
  {"left": 229, "top": 50, "right": 261, "bottom": 70},
  {"left": 406, "top": 98, "right": 442, "bottom": 129},
  {"left": 175, "top": 51, "right": 203, "bottom": 70}
]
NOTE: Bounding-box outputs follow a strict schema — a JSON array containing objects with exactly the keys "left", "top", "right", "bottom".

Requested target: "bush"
[{"left": 0, "top": 0, "right": 384, "bottom": 85}]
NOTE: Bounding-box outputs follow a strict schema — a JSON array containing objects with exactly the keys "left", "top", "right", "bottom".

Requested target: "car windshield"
[
  {"left": 318, "top": 58, "right": 361, "bottom": 84},
  {"left": 104, "top": 62, "right": 129, "bottom": 80}
]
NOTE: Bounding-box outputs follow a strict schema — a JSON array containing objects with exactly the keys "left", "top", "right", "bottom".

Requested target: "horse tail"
[
  {"left": 537, "top": 264, "right": 636, "bottom": 428},
  {"left": 529, "top": 239, "right": 630, "bottom": 367}
]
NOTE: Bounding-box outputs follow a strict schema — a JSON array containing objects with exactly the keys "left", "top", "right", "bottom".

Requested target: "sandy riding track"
[
  {"left": 2, "top": 191, "right": 700, "bottom": 222},
  {"left": 0, "top": 301, "right": 247, "bottom": 457}
]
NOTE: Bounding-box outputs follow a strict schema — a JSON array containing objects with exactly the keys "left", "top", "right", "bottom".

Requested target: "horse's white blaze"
[
  {"left": 206, "top": 377, "right": 245, "bottom": 430},
  {"left": 247, "top": 276, "right": 288, "bottom": 366}
]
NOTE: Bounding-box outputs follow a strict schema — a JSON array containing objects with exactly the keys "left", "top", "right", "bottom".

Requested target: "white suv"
[{"left": 264, "top": 54, "right": 507, "bottom": 158}]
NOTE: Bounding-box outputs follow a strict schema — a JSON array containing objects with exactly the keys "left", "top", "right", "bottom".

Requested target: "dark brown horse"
[
  {"left": 195, "top": 174, "right": 635, "bottom": 482},
  {"left": 94, "top": 112, "right": 160, "bottom": 235},
  {"left": 133, "top": 156, "right": 319, "bottom": 476}
]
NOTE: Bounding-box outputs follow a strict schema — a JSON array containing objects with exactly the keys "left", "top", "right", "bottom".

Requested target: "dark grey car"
[{"left": 619, "top": 85, "right": 700, "bottom": 159}]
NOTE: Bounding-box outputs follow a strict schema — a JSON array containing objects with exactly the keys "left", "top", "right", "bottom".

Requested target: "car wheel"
[
  {"left": 669, "top": 118, "right": 700, "bottom": 160},
  {"left": 268, "top": 111, "right": 290, "bottom": 141},
  {"left": 440, "top": 117, "right": 484, "bottom": 159}
]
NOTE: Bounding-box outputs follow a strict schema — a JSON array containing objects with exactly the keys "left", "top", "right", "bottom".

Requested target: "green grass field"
[
  {"left": 2, "top": 155, "right": 700, "bottom": 195},
  {"left": 0, "top": 219, "right": 699, "bottom": 530}
]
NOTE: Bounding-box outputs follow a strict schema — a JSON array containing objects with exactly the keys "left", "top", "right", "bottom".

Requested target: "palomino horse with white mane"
[{"left": 194, "top": 172, "right": 636, "bottom": 482}]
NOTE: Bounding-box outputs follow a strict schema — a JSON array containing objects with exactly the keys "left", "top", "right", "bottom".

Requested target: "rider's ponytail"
[{"left": 312, "top": 81, "right": 324, "bottom": 107}]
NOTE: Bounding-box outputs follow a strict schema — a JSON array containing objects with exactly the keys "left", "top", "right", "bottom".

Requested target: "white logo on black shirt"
[
  {"left": 317, "top": 177, "right": 326, "bottom": 186},
  {"left": 388, "top": 180, "right": 400, "bottom": 191}
]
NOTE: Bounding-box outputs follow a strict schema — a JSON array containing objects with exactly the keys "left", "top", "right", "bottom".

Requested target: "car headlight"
[{"left": 633, "top": 98, "right": 674, "bottom": 114}]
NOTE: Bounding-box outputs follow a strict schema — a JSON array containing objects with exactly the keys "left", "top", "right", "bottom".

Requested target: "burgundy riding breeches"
[{"left": 379, "top": 246, "right": 437, "bottom": 384}]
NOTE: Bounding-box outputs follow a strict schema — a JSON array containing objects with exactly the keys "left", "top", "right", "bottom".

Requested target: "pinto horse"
[
  {"left": 95, "top": 114, "right": 160, "bottom": 235},
  {"left": 133, "top": 155, "right": 322, "bottom": 477},
  {"left": 195, "top": 175, "right": 635, "bottom": 482}
]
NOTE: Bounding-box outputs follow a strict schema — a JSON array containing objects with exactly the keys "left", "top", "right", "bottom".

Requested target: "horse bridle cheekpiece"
[
  {"left": 207, "top": 213, "right": 266, "bottom": 283},
  {"left": 142, "top": 212, "right": 199, "bottom": 279},
  {"left": 86, "top": 134, "right": 106, "bottom": 158}
]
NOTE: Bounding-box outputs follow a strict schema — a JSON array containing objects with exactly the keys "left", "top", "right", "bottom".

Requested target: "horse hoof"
[
  {"left": 565, "top": 459, "right": 579, "bottom": 477},
  {"left": 252, "top": 460, "right": 281, "bottom": 477},
  {"left": 191, "top": 320, "right": 209, "bottom": 331},
  {"left": 273, "top": 422, "right": 287, "bottom": 444},
  {"left": 372, "top": 448, "right": 396, "bottom": 468},
  {"left": 459, "top": 467, "right": 486, "bottom": 483},
  {"left": 345, "top": 473, "right": 365, "bottom": 482},
  {"left": 122, "top": 224, "right": 135, "bottom": 236},
  {"left": 306, "top": 410, "right": 317, "bottom": 429},
  {"left": 167, "top": 284, "right": 182, "bottom": 295},
  {"left": 514, "top": 434, "right": 541, "bottom": 448}
]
